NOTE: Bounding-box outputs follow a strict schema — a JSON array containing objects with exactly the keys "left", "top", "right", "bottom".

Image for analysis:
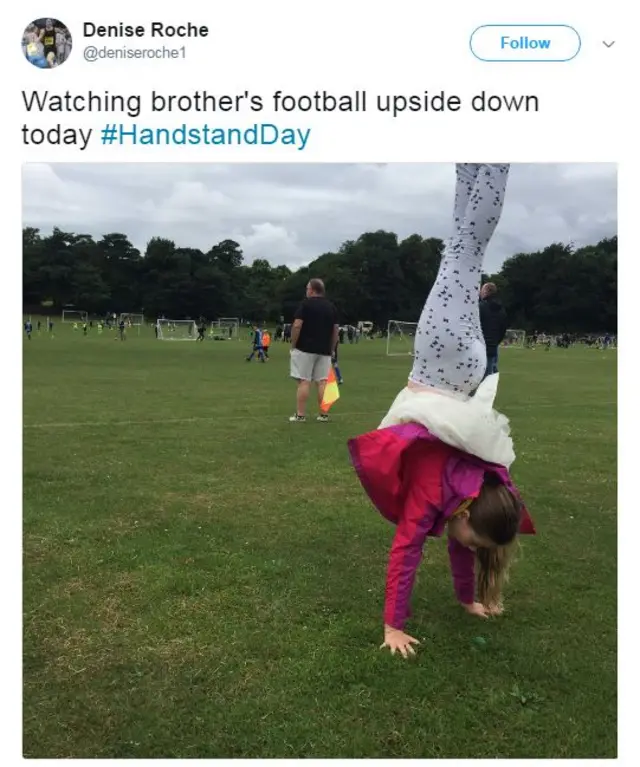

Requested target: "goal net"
[
  {"left": 120, "top": 313, "right": 144, "bottom": 326},
  {"left": 503, "top": 329, "right": 526, "bottom": 347},
  {"left": 157, "top": 319, "right": 198, "bottom": 341},
  {"left": 119, "top": 313, "right": 144, "bottom": 335},
  {"left": 210, "top": 317, "right": 240, "bottom": 340},
  {"left": 62, "top": 309, "right": 88, "bottom": 323},
  {"left": 386, "top": 320, "right": 417, "bottom": 356}
]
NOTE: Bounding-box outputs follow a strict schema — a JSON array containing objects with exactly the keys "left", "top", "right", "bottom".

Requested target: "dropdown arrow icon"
[{"left": 603, "top": 41, "right": 615, "bottom": 47}]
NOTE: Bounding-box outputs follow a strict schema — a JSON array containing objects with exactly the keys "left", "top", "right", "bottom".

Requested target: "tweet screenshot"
[{"left": 6, "top": 0, "right": 629, "bottom": 763}]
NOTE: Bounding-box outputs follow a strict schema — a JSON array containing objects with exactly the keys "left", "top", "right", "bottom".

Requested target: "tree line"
[{"left": 23, "top": 227, "right": 617, "bottom": 333}]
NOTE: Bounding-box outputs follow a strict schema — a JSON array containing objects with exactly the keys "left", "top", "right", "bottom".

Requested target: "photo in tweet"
[{"left": 21, "top": 161, "right": 617, "bottom": 758}]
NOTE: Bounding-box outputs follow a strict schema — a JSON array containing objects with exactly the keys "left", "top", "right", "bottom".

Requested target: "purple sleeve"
[
  {"left": 384, "top": 503, "right": 436, "bottom": 630},
  {"left": 447, "top": 536, "right": 475, "bottom": 604}
]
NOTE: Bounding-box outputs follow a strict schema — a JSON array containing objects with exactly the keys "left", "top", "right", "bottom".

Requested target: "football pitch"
[{"left": 23, "top": 324, "right": 617, "bottom": 758}]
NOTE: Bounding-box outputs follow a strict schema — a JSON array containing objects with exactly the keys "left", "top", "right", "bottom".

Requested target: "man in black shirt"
[
  {"left": 479, "top": 282, "right": 508, "bottom": 377},
  {"left": 289, "top": 278, "right": 339, "bottom": 422}
]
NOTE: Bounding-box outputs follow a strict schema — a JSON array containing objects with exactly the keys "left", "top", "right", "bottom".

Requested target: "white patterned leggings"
[{"left": 409, "top": 163, "right": 510, "bottom": 396}]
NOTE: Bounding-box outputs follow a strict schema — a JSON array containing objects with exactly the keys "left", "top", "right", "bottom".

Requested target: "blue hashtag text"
[{"left": 100, "top": 123, "right": 311, "bottom": 150}]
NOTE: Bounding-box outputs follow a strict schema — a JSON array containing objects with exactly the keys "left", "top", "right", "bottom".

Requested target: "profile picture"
[{"left": 22, "top": 18, "right": 72, "bottom": 69}]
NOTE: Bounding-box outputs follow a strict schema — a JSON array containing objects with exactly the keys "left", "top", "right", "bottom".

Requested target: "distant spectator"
[
  {"left": 289, "top": 278, "right": 339, "bottom": 422},
  {"left": 479, "top": 282, "right": 508, "bottom": 377}
]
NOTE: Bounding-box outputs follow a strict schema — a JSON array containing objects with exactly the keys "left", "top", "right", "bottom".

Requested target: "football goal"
[
  {"left": 62, "top": 309, "right": 88, "bottom": 323},
  {"left": 386, "top": 320, "right": 417, "bottom": 356},
  {"left": 210, "top": 317, "right": 240, "bottom": 340},
  {"left": 503, "top": 329, "right": 526, "bottom": 347},
  {"left": 120, "top": 313, "right": 144, "bottom": 335},
  {"left": 156, "top": 319, "right": 197, "bottom": 341},
  {"left": 120, "top": 313, "right": 144, "bottom": 326}
]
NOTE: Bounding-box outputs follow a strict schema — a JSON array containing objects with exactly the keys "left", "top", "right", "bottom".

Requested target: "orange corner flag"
[{"left": 321, "top": 365, "right": 340, "bottom": 413}]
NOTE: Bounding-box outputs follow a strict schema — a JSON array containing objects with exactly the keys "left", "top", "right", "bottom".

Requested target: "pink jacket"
[{"left": 348, "top": 422, "right": 534, "bottom": 630}]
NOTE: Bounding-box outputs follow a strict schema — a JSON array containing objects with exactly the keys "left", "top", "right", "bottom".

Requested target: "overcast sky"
[{"left": 22, "top": 163, "right": 617, "bottom": 274}]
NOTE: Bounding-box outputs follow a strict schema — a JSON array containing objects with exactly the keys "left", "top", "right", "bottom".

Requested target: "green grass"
[{"left": 23, "top": 322, "right": 617, "bottom": 758}]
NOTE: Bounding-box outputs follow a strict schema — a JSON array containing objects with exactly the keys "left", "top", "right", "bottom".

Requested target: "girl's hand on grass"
[
  {"left": 463, "top": 602, "right": 490, "bottom": 618},
  {"left": 485, "top": 602, "right": 504, "bottom": 616},
  {"left": 381, "top": 625, "right": 420, "bottom": 658}
]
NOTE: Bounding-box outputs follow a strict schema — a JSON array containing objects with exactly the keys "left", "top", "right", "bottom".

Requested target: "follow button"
[{"left": 470, "top": 25, "right": 581, "bottom": 62}]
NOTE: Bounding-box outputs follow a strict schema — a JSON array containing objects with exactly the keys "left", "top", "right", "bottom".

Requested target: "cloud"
[
  {"left": 235, "top": 223, "right": 300, "bottom": 267},
  {"left": 22, "top": 163, "right": 617, "bottom": 272}
]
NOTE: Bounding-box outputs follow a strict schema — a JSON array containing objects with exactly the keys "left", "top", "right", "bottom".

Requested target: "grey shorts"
[{"left": 290, "top": 349, "right": 332, "bottom": 382}]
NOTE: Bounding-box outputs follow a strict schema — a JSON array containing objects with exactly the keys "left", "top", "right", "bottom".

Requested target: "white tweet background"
[
  {"left": 10, "top": 4, "right": 624, "bottom": 162},
  {"left": 2, "top": 1, "right": 633, "bottom": 765}
]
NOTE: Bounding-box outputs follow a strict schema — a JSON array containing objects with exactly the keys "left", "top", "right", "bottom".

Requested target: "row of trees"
[{"left": 23, "top": 227, "right": 617, "bottom": 333}]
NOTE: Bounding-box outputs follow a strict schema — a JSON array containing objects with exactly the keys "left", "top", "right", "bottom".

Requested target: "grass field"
[{"left": 23, "top": 322, "right": 617, "bottom": 758}]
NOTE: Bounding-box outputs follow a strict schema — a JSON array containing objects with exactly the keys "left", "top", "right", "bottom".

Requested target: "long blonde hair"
[
  {"left": 467, "top": 473, "right": 523, "bottom": 604},
  {"left": 476, "top": 542, "right": 519, "bottom": 605}
]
